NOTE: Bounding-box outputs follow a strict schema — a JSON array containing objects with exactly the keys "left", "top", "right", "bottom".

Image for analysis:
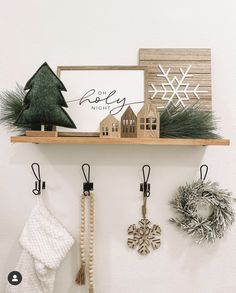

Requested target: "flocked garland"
[{"left": 170, "top": 166, "right": 235, "bottom": 243}]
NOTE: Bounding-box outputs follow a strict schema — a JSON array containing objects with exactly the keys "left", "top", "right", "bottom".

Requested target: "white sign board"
[{"left": 57, "top": 66, "right": 147, "bottom": 132}]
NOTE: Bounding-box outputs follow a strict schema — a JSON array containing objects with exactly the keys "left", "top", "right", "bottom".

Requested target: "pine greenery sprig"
[
  {"left": 0, "top": 84, "right": 27, "bottom": 132},
  {"left": 160, "top": 104, "right": 221, "bottom": 139}
]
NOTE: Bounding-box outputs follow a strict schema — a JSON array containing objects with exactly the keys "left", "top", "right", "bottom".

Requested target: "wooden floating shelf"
[{"left": 10, "top": 136, "right": 230, "bottom": 146}]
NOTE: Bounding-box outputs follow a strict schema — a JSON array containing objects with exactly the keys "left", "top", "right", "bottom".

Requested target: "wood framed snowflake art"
[{"left": 139, "top": 48, "right": 212, "bottom": 111}]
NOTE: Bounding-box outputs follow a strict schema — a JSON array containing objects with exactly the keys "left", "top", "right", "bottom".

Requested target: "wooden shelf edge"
[{"left": 10, "top": 136, "right": 230, "bottom": 146}]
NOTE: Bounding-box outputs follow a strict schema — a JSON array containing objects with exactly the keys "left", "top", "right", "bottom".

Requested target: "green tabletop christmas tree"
[{"left": 15, "top": 62, "right": 76, "bottom": 129}]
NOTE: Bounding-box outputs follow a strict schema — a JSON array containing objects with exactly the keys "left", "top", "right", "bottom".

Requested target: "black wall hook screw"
[
  {"left": 82, "top": 163, "right": 93, "bottom": 195},
  {"left": 200, "top": 164, "right": 209, "bottom": 182},
  {"left": 31, "top": 163, "right": 46, "bottom": 195},
  {"left": 140, "top": 164, "right": 151, "bottom": 197}
]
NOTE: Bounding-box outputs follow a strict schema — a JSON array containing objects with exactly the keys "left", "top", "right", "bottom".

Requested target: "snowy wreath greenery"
[{"left": 170, "top": 166, "right": 235, "bottom": 243}]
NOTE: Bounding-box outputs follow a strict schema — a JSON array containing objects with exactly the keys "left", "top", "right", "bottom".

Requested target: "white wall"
[{"left": 1, "top": 0, "right": 236, "bottom": 292}]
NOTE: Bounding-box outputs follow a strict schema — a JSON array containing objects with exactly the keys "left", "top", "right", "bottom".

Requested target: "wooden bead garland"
[
  {"left": 89, "top": 193, "right": 95, "bottom": 293},
  {"left": 76, "top": 192, "right": 95, "bottom": 293}
]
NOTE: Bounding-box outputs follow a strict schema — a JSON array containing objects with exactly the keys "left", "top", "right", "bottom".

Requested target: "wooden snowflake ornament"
[
  {"left": 128, "top": 219, "right": 161, "bottom": 255},
  {"left": 127, "top": 165, "right": 161, "bottom": 255}
]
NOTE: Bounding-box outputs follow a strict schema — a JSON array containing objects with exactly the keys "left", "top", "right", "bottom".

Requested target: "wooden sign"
[
  {"left": 56, "top": 66, "right": 147, "bottom": 132},
  {"left": 139, "top": 49, "right": 212, "bottom": 111}
]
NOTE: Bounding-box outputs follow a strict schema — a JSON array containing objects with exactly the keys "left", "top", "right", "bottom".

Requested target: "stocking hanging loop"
[
  {"left": 31, "top": 163, "right": 46, "bottom": 195},
  {"left": 200, "top": 164, "right": 208, "bottom": 182},
  {"left": 82, "top": 163, "right": 93, "bottom": 196}
]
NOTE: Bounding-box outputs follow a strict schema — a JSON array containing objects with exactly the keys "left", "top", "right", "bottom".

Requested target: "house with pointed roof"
[
  {"left": 137, "top": 101, "right": 160, "bottom": 138},
  {"left": 121, "top": 106, "right": 137, "bottom": 138},
  {"left": 100, "top": 114, "right": 120, "bottom": 138}
]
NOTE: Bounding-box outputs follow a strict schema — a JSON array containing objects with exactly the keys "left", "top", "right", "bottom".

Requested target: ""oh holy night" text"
[{"left": 67, "top": 89, "right": 143, "bottom": 115}]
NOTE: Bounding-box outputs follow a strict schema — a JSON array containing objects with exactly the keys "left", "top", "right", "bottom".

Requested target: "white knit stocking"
[{"left": 5, "top": 199, "right": 74, "bottom": 293}]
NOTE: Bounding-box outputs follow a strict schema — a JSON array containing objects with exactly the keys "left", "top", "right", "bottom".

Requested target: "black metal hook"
[
  {"left": 82, "top": 163, "right": 93, "bottom": 195},
  {"left": 140, "top": 164, "right": 151, "bottom": 197},
  {"left": 31, "top": 163, "right": 46, "bottom": 195},
  {"left": 200, "top": 164, "right": 208, "bottom": 182}
]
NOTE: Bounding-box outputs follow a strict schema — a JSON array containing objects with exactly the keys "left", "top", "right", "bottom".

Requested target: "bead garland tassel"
[{"left": 76, "top": 193, "right": 95, "bottom": 293}]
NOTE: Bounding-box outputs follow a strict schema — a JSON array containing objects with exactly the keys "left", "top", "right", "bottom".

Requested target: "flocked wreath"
[{"left": 170, "top": 165, "right": 235, "bottom": 243}]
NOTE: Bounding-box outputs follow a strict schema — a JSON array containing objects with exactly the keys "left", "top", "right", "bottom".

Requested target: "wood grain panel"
[
  {"left": 139, "top": 49, "right": 212, "bottom": 111},
  {"left": 10, "top": 136, "right": 230, "bottom": 146},
  {"left": 142, "top": 61, "right": 211, "bottom": 74},
  {"left": 139, "top": 48, "right": 211, "bottom": 61}
]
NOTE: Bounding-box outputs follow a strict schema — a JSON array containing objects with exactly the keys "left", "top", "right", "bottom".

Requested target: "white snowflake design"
[
  {"left": 127, "top": 219, "right": 161, "bottom": 255},
  {"left": 149, "top": 65, "right": 208, "bottom": 108}
]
